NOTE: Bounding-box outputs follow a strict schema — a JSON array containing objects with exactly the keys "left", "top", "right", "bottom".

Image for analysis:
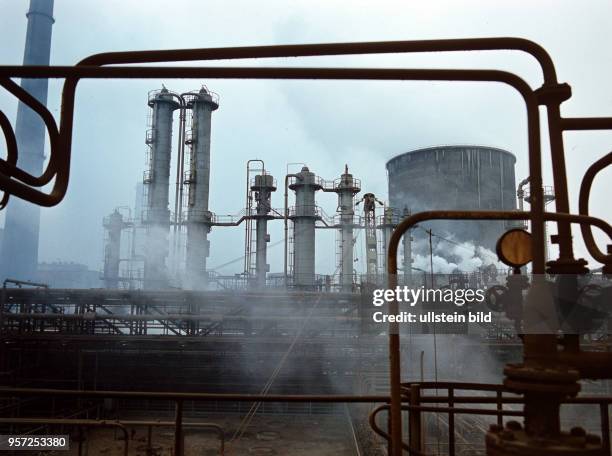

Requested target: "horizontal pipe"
[
  {"left": 2, "top": 312, "right": 365, "bottom": 322},
  {"left": 0, "top": 64, "right": 536, "bottom": 213},
  {"left": 73, "top": 37, "right": 558, "bottom": 83},
  {"left": 561, "top": 117, "right": 612, "bottom": 131},
  {"left": 0, "top": 65, "right": 535, "bottom": 82},
  {"left": 0, "top": 387, "right": 388, "bottom": 403},
  {"left": 558, "top": 351, "right": 612, "bottom": 380},
  {"left": 2, "top": 386, "right": 610, "bottom": 405}
]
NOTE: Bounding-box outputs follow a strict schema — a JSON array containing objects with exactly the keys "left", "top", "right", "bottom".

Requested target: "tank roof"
[{"left": 386, "top": 144, "right": 516, "bottom": 168}]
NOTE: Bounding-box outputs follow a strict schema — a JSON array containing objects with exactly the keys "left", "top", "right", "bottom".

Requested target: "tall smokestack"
[{"left": 1, "top": 0, "right": 54, "bottom": 281}]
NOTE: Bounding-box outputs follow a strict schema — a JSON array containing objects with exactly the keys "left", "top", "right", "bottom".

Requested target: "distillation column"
[
  {"left": 289, "top": 167, "right": 322, "bottom": 289},
  {"left": 252, "top": 174, "right": 276, "bottom": 288},
  {"left": 1, "top": 0, "right": 55, "bottom": 281},
  {"left": 143, "top": 88, "right": 179, "bottom": 289},
  {"left": 102, "top": 210, "right": 127, "bottom": 289},
  {"left": 184, "top": 87, "right": 219, "bottom": 290},
  {"left": 335, "top": 167, "right": 360, "bottom": 292}
]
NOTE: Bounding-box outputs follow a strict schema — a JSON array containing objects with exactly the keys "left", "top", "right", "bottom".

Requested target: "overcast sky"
[{"left": 0, "top": 0, "right": 610, "bottom": 276}]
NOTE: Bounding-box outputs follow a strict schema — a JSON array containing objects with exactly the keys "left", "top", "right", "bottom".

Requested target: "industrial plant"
[{"left": 1, "top": 1, "right": 611, "bottom": 456}]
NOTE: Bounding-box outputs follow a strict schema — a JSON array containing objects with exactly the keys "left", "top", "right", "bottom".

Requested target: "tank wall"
[{"left": 387, "top": 146, "right": 516, "bottom": 250}]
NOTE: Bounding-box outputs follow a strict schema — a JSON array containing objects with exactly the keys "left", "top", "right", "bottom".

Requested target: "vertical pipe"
[
  {"left": 172, "top": 96, "right": 186, "bottom": 275},
  {"left": 409, "top": 384, "right": 422, "bottom": 452},
  {"left": 496, "top": 390, "right": 503, "bottom": 428},
  {"left": 546, "top": 105, "right": 576, "bottom": 264},
  {"left": 284, "top": 175, "right": 298, "bottom": 286},
  {"left": 427, "top": 229, "right": 434, "bottom": 288},
  {"left": 380, "top": 208, "right": 393, "bottom": 280},
  {"left": 255, "top": 218, "right": 268, "bottom": 286},
  {"left": 1, "top": 0, "right": 55, "bottom": 281},
  {"left": 448, "top": 387, "right": 455, "bottom": 456},
  {"left": 402, "top": 232, "right": 413, "bottom": 286}
]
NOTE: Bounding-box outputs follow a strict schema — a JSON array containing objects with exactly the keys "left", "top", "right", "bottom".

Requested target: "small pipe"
[{"left": 516, "top": 176, "right": 530, "bottom": 212}]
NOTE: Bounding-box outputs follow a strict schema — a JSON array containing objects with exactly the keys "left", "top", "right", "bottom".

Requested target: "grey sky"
[{"left": 0, "top": 0, "right": 610, "bottom": 275}]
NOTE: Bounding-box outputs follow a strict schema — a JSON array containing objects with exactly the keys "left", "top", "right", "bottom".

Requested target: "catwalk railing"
[{"left": 2, "top": 382, "right": 611, "bottom": 456}]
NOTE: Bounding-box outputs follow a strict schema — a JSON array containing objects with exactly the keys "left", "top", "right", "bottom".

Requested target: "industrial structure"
[
  {"left": 183, "top": 87, "right": 219, "bottom": 289},
  {"left": 0, "top": 7, "right": 611, "bottom": 456},
  {"left": 386, "top": 145, "right": 517, "bottom": 251},
  {"left": 245, "top": 164, "right": 277, "bottom": 288},
  {"left": 334, "top": 166, "right": 361, "bottom": 292},
  {"left": 0, "top": 0, "right": 54, "bottom": 282},
  {"left": 101, "top": 208, "right": 131, "bottom": 289}
]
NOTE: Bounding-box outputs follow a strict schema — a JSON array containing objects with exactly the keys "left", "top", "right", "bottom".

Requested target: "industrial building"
[{"left": 1, "top": 2, "right": 611, "bottom": 456}]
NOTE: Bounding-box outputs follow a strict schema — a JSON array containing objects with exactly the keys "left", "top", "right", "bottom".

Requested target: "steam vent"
[{"left": 386, "top": 145, "right": 517, "bottom": 250}]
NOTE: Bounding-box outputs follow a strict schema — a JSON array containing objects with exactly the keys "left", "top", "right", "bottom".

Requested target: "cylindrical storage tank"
[
  {"left": 289, "top": 167, "right": 322, "bottom": 289},
  {"left": 386, "top": 145, "right": 516, "bottom": 252}
]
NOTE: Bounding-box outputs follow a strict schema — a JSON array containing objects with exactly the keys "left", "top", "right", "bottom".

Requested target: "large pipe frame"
[{"left": 0, "top": 38, "right": 611, "bottom": 455}]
